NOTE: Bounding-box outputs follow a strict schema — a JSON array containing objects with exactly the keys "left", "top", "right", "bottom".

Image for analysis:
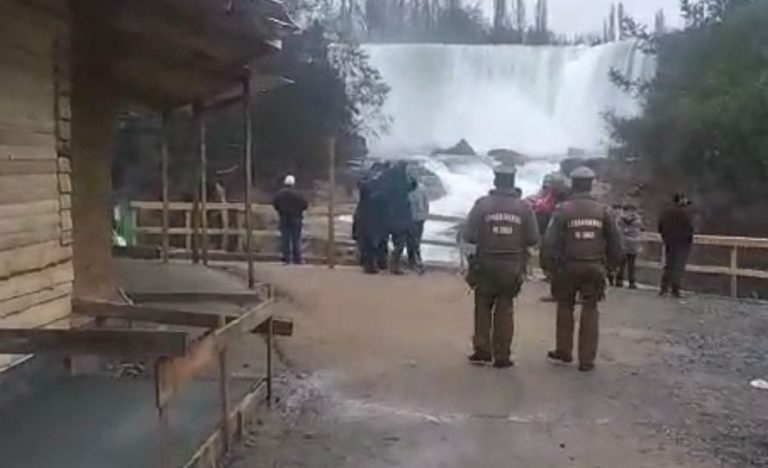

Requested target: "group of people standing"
[
  {"left": 463, "top": 164, "right": 696, "bottom": 372},
  {"left": 352, "top": 161, "right": 430, "bottom": 275},
  {"left": 464, "top": 165, "right": 621, "bottom": 371}
]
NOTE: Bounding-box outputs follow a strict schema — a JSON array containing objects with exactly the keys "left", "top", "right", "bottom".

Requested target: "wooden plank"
[
  {"left": 0, "top": 240, "right": 71, "bottom": 279},
  {"left": 0, "top": 328, "right": 189, "bottom": 357},
  {"left": 0, "top": 261, "right": 72, "bottom": 301},
  {"left": 73, "top": 299, "right": 224, "bottom": 329},
  {"left": 0, "top": 159, "right": 56, "bottom": 175},
  {"left": 0, "top": 199, "right": 59, "bottom": 219},
  {"left": 0, "top": 295, "right": 71, "bottom": 329},
  {"left": 0, "top": 281, "right": 71, "bottom": 318},
  {"left": 0, "top": 212, "right": 59, "bottom": 235},
  {"left": 0, "top": 225, "right": 60, "bottom": 252},
  {"left": 0, "top": 144, "right": 56, "bottom": 160},
  {"left": 128, "top": 291, "right": 263, "bottom": 306},
  {"left": 0, "top": 174, "right": 58, "bottom": 204},
  {"left": 0, "top": 127, "right": 55, "bottom": 149}
]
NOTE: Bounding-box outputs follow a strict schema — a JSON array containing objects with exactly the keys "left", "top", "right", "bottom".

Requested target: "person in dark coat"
[
  {"left": 383, "top": 161, "right": 415, "bottom": 275},
  {"left": 658, "top": 193, "right": 695, "bottom": 297},
  {"left": 272, "top": 175, "right": 308, "bottom": 264},
  {"left": 353, "top": 164, "right": 390, "bottom": 274}
]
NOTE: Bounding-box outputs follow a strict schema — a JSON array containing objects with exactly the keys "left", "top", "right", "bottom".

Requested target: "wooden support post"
[
  {"left": 242, "top": 77, "right": 255, "bottom": 289},
  {"left": 218, "top": 316, "right": 231, "bottom": 452},
  {"left": 191, "top": 156, "right": 201, "bottom": 265},
  {"left": 730, "top": 246, "right": 739, "bottom": 299},
  {"left": 195, "top": 102, "right": 209, "bottom": 265},
  {"left": 161, "top": 112, "right": 171, "bottom": 263},
  {"left": 266, "top": 317, "right": 274, "bottom": 406},
  {"left": 184, "top": 211, "right": 192, "bottom": 251},
  {"left": 155, "top": 358, "right": 172, "bottom": 468},
  {"left": 221, "top": 206, "right": 230, "bottom": 252},
  {"left": 327, "top": 137, "right": 336, "bottom": 269}
]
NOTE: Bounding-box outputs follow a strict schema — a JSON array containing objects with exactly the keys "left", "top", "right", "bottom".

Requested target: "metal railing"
[{"left": 125, "top": 201, "right": 768, "bottom": 299}]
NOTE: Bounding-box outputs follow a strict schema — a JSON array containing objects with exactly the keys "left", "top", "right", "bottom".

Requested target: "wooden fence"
[{"left": 125, "top": 201, "right": 768, "bottom": 299}]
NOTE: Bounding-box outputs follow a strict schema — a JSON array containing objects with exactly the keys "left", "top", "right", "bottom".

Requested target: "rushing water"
[
  {"left": 366, "top": 41, "right": 656, "bottom": 156},
  {"left": 363, "top": 42, "right": 656, "bottom": 260}
]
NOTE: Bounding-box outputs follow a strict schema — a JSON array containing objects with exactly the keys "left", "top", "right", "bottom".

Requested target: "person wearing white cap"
[{"left": 272, "top": 174, "right": 308, "bottom": 264}]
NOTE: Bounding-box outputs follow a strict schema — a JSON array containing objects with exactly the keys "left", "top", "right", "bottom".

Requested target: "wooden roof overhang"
[
  {"left": 24, "top": 0, "right": 298, "bottom": 109},
  {"left": 108, "top": 0, "right": 298, "bottom": 109}
]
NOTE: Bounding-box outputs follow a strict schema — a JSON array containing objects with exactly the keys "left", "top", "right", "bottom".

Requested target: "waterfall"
[
  {"left": 365, "top": 41, "right": 656, "bottom": 156},
  {"left": 361, "top": 42, "right": 656, "bottom": 261}
]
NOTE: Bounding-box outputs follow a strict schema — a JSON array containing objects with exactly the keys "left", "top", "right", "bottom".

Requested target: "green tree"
[{"left": 609, "top": 0, "right": 768, "bottom": 234}]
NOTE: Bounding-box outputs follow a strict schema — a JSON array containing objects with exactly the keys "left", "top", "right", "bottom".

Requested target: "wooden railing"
[{"left": 124, "top": 201, "right": 768, "bottom": 299}]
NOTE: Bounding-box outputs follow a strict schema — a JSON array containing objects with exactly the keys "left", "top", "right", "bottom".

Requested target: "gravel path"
[{"left": 225, "top": 264, "right": 767, "bottom": 468}]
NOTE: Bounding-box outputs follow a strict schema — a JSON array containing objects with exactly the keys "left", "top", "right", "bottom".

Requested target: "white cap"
[{"left": 284, "top": 174, "right": 296, "bottom": 186}]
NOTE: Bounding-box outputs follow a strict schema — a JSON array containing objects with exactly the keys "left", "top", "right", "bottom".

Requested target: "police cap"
[
  {"left": 494, "top": 164, "right": 517, "bottom": 176},
  {"left": 570, "top": 166, "right": 596, "bottom": 180}
]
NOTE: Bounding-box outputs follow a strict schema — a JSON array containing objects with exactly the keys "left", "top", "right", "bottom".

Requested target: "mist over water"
[
  {"left": 363, "top": 42, "right": 655, "bottom": 260},
  {"left": 366, "top": 41, "right": 656, "bottom": 156}
]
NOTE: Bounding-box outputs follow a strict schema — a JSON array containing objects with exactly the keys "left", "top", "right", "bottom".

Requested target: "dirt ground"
[{"left": 224, "top": 264, "right": 768, "bottom": 468}]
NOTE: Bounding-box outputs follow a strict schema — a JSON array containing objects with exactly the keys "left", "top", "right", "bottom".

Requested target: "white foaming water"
[
  {"left": 362, "top": 42, "right": 654, "bottom": 261},
  {"left": 366, "top": 41, "right": 656, "bottom": 156}
]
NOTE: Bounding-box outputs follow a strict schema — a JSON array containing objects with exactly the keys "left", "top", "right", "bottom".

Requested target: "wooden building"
[{"left": 0, "top": 0, "right": 295, "bottom": 372}]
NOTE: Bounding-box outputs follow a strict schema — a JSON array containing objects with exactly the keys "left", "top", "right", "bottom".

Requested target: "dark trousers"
[
  {"left": 474, "top": 290, "right": 515, "bottom": 362},
  {"left": 616, "top": 254, "right": 637, "bottom": 286},
  {"left": 279, "top": 221, "right": 303, "bottom": 264},
  {"left": 661, "top": 243, "right": 692, "bottom": 294},
  {"left": 406, "top": 221, "right": 425, "bottom": 268},
  {"left": 473, "top": 259, "right": 523, "bottom": 362},
  {"left": 389, "top": 231, "right": 407, "bottom": 273},
  {"left": 555, "top": 263, "right": 605, "bottom": 366},
  {"left": 359, "top": 235, "right": 386, "bottom": 273}
]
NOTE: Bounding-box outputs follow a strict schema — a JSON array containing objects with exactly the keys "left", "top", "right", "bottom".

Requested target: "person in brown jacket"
[
  {"left": 464, "top": 165, "right": 539, "bottom": 368},
  {"left": 541, "top": 167, "right": 622, "bottom": 372}
]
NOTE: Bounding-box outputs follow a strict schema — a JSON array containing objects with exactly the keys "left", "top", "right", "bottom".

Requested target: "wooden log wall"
[{"left": 0, "top": 2, "right": 74, "bottom": 371}]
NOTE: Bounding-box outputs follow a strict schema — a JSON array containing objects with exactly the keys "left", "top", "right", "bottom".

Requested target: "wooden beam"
[
  {"left": 73, "top": 299, "right": 225, "bottom": 329},
  {"left": 0, "top": 329, "right": 188, "bottom": 356},
  {"left": 0, "top": 159, "right": 57, "bottom": 175},
  {"left": 126, "top": 291, "right": 264, "bottom": 306}
]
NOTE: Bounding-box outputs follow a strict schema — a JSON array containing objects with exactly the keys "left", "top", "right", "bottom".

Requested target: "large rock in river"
[{"left": 432, "top": 139, "right": 476, "bottom": 156}]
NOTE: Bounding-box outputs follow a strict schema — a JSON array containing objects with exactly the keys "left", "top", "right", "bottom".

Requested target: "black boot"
[
  {"left": 468, "top": 351, "right": 492, "bottom": 365},
  {"left": 493, "top": 359, "right": 514, "bottom": 369},
  {"left": 547, "top": 350, "right": 573, "bottom": 365}
]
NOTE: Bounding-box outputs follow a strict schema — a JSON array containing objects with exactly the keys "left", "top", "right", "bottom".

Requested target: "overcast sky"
[{"left": 477, "top": 0, "right": 683, "bottom": 36}]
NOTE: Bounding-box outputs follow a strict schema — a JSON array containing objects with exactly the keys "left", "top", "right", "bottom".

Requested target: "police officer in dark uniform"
[
  {"left": 464, "top": 165, "right": 540, "bottom": 368},
  {"left": 541, "top": 166, "right": 622, "bottom": 372}
]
